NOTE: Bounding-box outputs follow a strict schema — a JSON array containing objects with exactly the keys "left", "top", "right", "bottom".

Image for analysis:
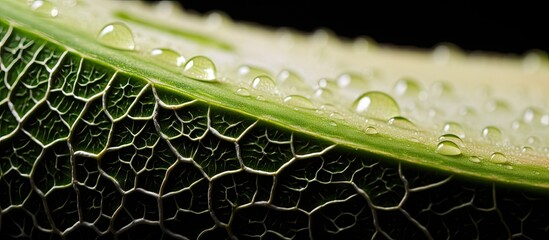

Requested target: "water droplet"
[
  {"left": 250, "top": 75, "right": 277, "bottom": 94},
  {"left": 277, "top": 70, "right": 308, "bottom": 93},
  {"left": 30, "top": 0, "right": 59, "bottom": 17},
  {"left": 283, "top": 95, "right": 315, "bottom": 110},
  {"left": 352, "top": 91, "right": 400, "bottom": 120},
  {"left": 522, "top": 107, "right": 545, "bottom": 125},
  {"left": 481, "top": 126, "right": 503, "bottom": 142},
  {"left": 522, "top": 50, "right": 547, "bottom": 73},
  {"left": 387, "top": 116, "right": 416, "bottom": 130},
  {"left": 328, "top": 112, "right": 345, "bottom": 120},
  {"left": 526, "top": 136, "right": 544, "bottom": 147},
  {"left": 238, "top": 65, "right": 271, "bottom": 82},
  {"left": 317, "top": 78, "right": 338, "bottom": 90},
  {"left": 235, "top": 88, "right": 250, "bottom": 97},
  {"left": 469, "top": 156, "right": 481, "bottom": 163},
  {"left": 97, "top": 22, "right": 135, "bottom": 50},
  {"left": 438, "top": 134, "right": 464, "bottom": 147},
  {"left": 485, "top": 99, "right": 511, "bottom": 113},
  {"left": 393, "top": 77, "right": 422, "bottom": 97},
  {"left": 436, "top": 141, "right": 461, "bottom": 156},
  {"left": 430, "top": 81, "right": 453, "bottom": 97},
  {"left": 182, "top": 56, "right": 217, "bottom": 81},
  {"left": 521, "top": 146, "right": 534, "bottom": 155},
  {"left": 488, "top": 152, "right": 507, "bottom": 164},
  {"left": 365, "top": 127, "right": 378, "bottom": 135},
  {"left": 442, "top": 122, "right": 465, "bottom": 138},
  {"left": 336, "top": 72, "right": 367, "bottom": 89},
  {"left": 149, "top": 48, "right": 185, "bottom": 67},
  {"left": 312, "top": 88, "right": 334, "bottom": 101}
]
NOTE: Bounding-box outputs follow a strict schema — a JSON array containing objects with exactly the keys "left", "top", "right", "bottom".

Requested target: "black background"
[{"left": 152, "top": 1, "right": 547, "bottom": 55}]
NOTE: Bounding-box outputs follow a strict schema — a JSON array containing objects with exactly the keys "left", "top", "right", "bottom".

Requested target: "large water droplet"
[
  {"left": 182, "top": 56, "right": 217, "bottom": 81},
  {"left": 352, "top": 91, "right": 400, "bottom": 120},
  {"left": 442, "top": 122, "right": 465, "bottom": 138},
  {"left": 387, "top": 116, "right": 416, "bottom": 130},
  {"left": 489, "top": 152, "right": 507, "bottom": 164},
  {"left": 283, "top": 95, "right": 315, "bottom": 110},
  {"left": 250, "top": 75, "right": 277, "bottom": 93},
  {"left": 149, "top": 48, "right": 185, "bottom": 66},
  {"left": 235, "top": 88, "right": 250, "bottom": 97},
  {"left": 436, "top": 141, "right": 461, "bottom": 156},
  {"left": 438, "top": 134, "right": 464, "bottom": 147},
  {"left": 481, "top": 126, "right": 503, "bottom": 142},
  {"left": 30, "top": 0, "right": 59, "bottom": 17},
  {"left": 97, "top": 22, "right": 135, "bottom": 50}
]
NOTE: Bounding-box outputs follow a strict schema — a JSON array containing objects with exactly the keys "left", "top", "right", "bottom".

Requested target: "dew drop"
[
  {"left": 387, "top": 116, "right": 416, "bottom": 130},
  {"left": 283, "top": 95, "right": 315, "bottom": 110},
  {"left": 182, "top": 56, "right": 217, "bottom": 81},
  {"left": 481, "top": 126, "right": 503, "bottom": 142},
  {"left": 521, "top": 146, "right": 534, "bottom": 155},
  {"left": 485, "top": 99, "right": 511, "bottom": 113},
  {"left": 438, "top": 134, "right": 464, "bottom": 147},
  {"left": 489, "top": 152, "right": 507, "bottom": 164},
  {"left": 238, "top": 65, "right": 271, "bottom": 82},
  {"left": 336, "top": 72, "right": 367, "bottom": 89},
  {"left": 235, "top": 88, "right": 250, "bottom": 97},
  {"left": 436, "top": 141, "right": 462, "bottom": 156},
  {"left": 352, "top": 91, "right": 400, "bottom": 120},
  {"left": 442, "top": 122, "right": 465, "bottom": 138},
  {"left": 277, "top": 70, "right": 308, "bottom": 93},
  {"left": 250, "top": 75, "right": 277, "bottom": 94},
  {"left": 97, "top": 22, "right": 135, "bottom": 51},
  {"left": 312, "top": 88, "right": 334, "bottom": 101},
  {"left": 317, "top": 78, "right": 338, "bottom": 90},
  {"left": 469, "top": 156, "right": 481, "bottom": 163},
  {"left": 30, "top": 0, "right": 59, "bottom": 17},
  {"left": 393, "top": 77, "right": 422, "bottom": 97},
  {"left": 149, "top": 48, "right": 185, "bottom": 67},
  {"left": 365, "top": 127, "right": 378, "bottom": 135},
  {"left": 329, "top": 112, "right": 345, "bottom": 120},
  {"left": 522, "top": 107, "right": 544, "bottom": 125}
]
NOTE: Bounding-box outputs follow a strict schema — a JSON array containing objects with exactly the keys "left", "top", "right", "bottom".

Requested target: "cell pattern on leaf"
[{"left": 1, "top": 20, "right": 549, "bottom": 240}]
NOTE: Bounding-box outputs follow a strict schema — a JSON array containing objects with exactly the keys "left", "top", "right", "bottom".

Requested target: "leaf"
[{"left": 1, "top": 0, "right": 548, "bottom": 239}]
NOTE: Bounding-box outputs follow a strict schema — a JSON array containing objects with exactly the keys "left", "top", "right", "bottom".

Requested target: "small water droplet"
[
  {"left": 387, "top": 116, "right": 416, "bottom": 130},
  {"left": 30, "top": 0, "right": 59, "bottom": 17},
  {"left": 522, "top": 107, "right": 545, "bottom": 125},
  {"left": 238, "top": 65, "right": 271, "bottom": 82},
  {"left": 352, "top": 91, "right": 400, "bottom": 120},
  {"left": 312, "top": 88, "right": 334, "bottom": 101},
  {"left": 485, "top": 99, "right": 511, "bottom": 113},
  {"left": 97, "top": 22, "right": 135, "bottom": 50},
  {"left": 365, "top": 127, "right": 378, "bottom": 135},
  {"left": 521, "top": 146, "right": 534, "bottom": 155},
  {"left": 329, "top": 121, "right": 337, "bottom": 127},
  {"left": 442, "top": 122, "right": 465, "bottom": 138},
  {"left": 250, "top": 75, "right": 277, "bottom": 94},
  {"left": 436, "top": 141, "right": 462, "bottom": 156},
  {"left": 317, "top": 78, "right": 338, "bottom": 90},
  {"left": 235, "top": 88, "right": 250, "bottom": 97},
  {"left": 438, "top": 134, "right": 464, "bottom": 147},
  {"left": 393, "top": 77, "right": 422, "bottom": 97},
  {"left": 469, "top": 156, "right": 481, "bottom": 163},
  {"left": 283, "top": 95, "right": 315, "bottom": 110},
  {"left": 481, "top": 126, "right": 503, "bottom": 142},
  {"left": 430, "top": 81, "right": 453, "bottom": 97},
  {"left": 182, "top": 56, "right": 217, "bottom": 81},
  {"left": 149, "top": 48, "right": 185, "bottom": 67},
  {"left": 328, "top": 112, "right": 345, "bottom": 120},
  {"left": 488, "top": 152, "right": 507, "bottom": 164}
]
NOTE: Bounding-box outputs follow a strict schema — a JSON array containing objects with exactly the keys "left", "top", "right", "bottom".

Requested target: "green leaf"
[{"left": 1, "top": 0, "right": 549, "bottom": 239}]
